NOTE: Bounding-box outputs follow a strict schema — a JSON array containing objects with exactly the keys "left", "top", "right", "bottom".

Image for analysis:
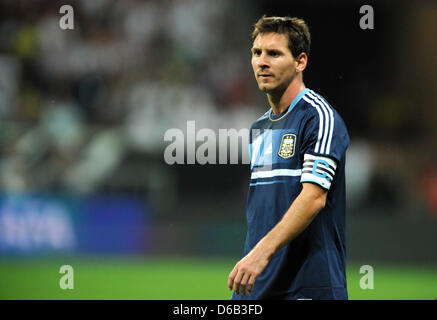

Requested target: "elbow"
[
  {"left": 311, "top": 196, "right": 326, "bottom": 216},
  {"left": 306, "top": 194, "right": 326, "bottom": 220},
  {"left": 312, "top": 191, "right": 327, "bottom": 214},
  {"left": 316, "top": 196, "right": 326, "bottom": 212},
  {"left": 301, "top": 182, "right": 328, "bottom": 215}
]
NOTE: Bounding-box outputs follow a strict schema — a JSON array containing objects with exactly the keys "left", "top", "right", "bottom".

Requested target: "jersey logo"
[{"left": 278, "top": 133, "right": 296, "bottom": 159}]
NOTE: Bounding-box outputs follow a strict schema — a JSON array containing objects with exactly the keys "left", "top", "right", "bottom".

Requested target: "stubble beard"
[{"left": 259, "top": 76, "right": 291, "bottom": 97}]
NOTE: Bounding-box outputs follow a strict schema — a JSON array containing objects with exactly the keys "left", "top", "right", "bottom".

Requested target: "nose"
[
  {"left": 252, "top": 52, "right": 270, "bottom": 69},
  {"left": 255, "top": 52, "right": 269, "bottom": 69}
]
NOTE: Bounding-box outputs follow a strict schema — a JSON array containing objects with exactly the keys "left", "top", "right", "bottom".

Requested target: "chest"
[{"left": 250, "top": 117, "right": 305, "bottom": 170}]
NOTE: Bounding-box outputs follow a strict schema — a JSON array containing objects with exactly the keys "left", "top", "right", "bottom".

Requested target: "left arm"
[{"left": 228, "top": 182, "right": 327, "bottom": 296}]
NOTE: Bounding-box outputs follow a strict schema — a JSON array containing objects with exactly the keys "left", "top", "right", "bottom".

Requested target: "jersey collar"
[{"left": 269, "top": 88, "right": 310, "bottom": 121}]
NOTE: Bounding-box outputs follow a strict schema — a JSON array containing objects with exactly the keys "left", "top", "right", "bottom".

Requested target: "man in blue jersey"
[{"left": 228, "top": 15, "right": 350, "bottom": 300}]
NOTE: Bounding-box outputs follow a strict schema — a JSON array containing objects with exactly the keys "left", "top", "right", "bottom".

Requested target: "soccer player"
[{"left": 228, "top": 15, "right": 350, "bottom": 300}]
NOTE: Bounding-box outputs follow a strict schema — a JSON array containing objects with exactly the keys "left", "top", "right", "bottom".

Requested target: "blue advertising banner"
[
  {"left": 0, "top": 194, "right": 148, "bottom": 255},
  {"left": 77, "top": 195, "right": 147, "bottom": 254}
]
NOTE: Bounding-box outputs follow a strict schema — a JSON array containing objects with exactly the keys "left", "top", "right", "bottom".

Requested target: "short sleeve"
[{"left": 299, "top": 100, "right": 350, "bottom": 190}]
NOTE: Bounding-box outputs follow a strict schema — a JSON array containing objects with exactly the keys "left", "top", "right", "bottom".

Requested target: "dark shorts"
[{"left": 268, "top": 287, "right": 348, "bottom": 300}]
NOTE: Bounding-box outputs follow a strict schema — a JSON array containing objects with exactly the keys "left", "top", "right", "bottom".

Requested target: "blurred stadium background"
[{"left": 0, "top": 0, "right": 436, "bottom": 299}]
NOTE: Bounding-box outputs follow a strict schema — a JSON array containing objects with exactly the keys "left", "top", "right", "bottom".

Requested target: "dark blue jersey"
[{"left": 231, "top": 88, "right": 350, "bottom": 300}]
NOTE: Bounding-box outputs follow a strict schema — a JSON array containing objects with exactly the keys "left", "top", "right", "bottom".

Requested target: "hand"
[{"left": 227, "top": 247, "right": 270, "bottom": 296}]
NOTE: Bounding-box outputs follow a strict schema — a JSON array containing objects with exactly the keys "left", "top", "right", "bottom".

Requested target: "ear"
[{"left": 295, "top": 53, "right": 308, "bottom": 73}]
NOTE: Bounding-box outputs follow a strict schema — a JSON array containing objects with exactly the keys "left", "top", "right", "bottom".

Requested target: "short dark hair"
[{"left": 252, "top": 15, "right": 311, "bottom": 58}]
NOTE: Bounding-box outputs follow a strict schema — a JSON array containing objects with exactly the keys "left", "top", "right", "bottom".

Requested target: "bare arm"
[{"left": 228, "top": 182, "right": 328, "bottom": 296}]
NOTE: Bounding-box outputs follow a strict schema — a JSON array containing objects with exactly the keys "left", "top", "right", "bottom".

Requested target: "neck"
[{"left": 268, "top": 77, "right": 306, "bottom": 115}]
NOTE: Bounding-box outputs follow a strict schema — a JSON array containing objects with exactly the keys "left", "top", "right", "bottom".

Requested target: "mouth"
[{"left": 258, "top": 74, "right": 273, "bottom": 79}]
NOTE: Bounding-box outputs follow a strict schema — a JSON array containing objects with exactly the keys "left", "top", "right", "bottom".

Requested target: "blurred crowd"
[
  {"left": 0, "top": 0, "right": 436, "bottom": 220},
  {"left": 0, "top": 0, "right": 261, "bottom": 193}
]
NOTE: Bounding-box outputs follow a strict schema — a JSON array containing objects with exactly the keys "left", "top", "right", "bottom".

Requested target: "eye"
[
  {"left": 268, "top": 50, "right": 280, "bottom": 57},
  {"left": 252, "top": 49, "right": 261, "bottom": 56}
]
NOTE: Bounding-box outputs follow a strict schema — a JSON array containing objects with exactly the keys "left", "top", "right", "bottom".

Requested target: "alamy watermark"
[
  {"left": 59, "top": 265, "right": 74, "bottom": 290},
  {"left": 163, "top": 121, "right": 273, "bottom": 166},
  {"left": 359, "top": 5, "right": 374, "bottom": 30},
  {"left": 359, "top": 265, "right": 374, "bottom": 290},
  {"left": 59, "top": 5, "right": 74, "bottom": 30}
]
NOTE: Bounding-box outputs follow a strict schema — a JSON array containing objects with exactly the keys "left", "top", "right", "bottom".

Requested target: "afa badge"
[{"left": 278, "top": 133, "right": 296, "bottom": 159}]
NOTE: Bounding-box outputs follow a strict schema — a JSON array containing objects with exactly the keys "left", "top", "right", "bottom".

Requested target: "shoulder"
[
  {"left": 301, "top": 90, "right": 348, "bottom": 133},
  {"left": 299, "top": 89, "right": 350, "bottom": 159},
  {"left": 300, "top": 90, "right": 333, "bottom": 115}
]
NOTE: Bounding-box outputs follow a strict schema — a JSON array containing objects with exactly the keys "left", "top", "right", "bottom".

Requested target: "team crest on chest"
[{"left": 278, "top": 133, "right": 296, "bottom": 159}]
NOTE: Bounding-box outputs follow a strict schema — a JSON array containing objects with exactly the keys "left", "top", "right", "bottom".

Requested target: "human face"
[{"left": 251, "top": 32, "right": 297, "bottom": 94}]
